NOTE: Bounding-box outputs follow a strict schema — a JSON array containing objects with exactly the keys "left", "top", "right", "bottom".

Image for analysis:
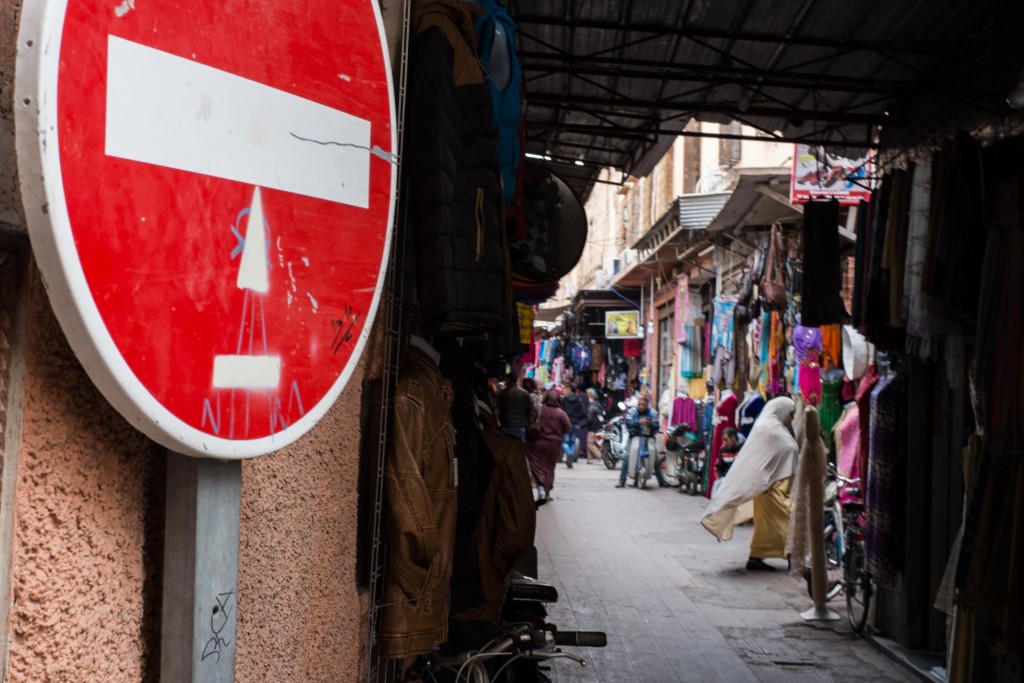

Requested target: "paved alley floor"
[{"left": 534, "top": 461, "right": 916, "bottom": 683}]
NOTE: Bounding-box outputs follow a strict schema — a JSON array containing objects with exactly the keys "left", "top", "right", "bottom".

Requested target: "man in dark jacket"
[
  {"left": 497, "top": 373, "right": 533, "bottom": 442},
  {"left": 561, "top": 385, "right": 588, "bottom": 468}
]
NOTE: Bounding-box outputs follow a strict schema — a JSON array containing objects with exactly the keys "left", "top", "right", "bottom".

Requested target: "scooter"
[
  {"left": 626, "top": 421, "right": 655, "bottom": 489},
  {"left": 665, "top": 424, "right": 705, "bottom": 495}
]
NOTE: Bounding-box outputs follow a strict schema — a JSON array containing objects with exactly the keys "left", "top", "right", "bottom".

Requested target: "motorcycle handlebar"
[{"left": 552, "top": 631, "right": 607, "bottom": 647}]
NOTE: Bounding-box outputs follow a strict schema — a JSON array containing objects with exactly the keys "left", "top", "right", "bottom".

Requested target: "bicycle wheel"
[
  {"left": 845, "top": 535, "right": 873, "bottom": 633},
  {"left": 805, "top": 509, "right": 844, "bottom": 601}
]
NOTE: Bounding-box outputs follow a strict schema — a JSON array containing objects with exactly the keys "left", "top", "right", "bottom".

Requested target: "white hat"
[{"left": 842, "top": 326, "right": 869, "bottom": 380}]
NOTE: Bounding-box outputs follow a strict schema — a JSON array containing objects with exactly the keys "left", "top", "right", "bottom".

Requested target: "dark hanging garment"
[
  {"left": 851, "top": 200, "right": 870, "bottom": 328},
  {"left": 406, "top": 0, "right": 506, "bottom": 335},
  {"left": 924, "top": 130, "right": 987, "bottom": 331},
  {"left": 801, "top": 200, "right": 841, "bottom": 326}
]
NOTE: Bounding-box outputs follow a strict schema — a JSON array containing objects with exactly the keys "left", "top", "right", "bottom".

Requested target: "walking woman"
[
  {"left": 700, "top": 397, "right": 798, "bottom": 571},
  {"left": 525, "top": 390, "right": 572, "bottom": 503}
]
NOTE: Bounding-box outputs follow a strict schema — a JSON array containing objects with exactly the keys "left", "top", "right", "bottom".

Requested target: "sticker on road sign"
[{"left": 15, "top": 0, "right": 397, "bottom": 458}]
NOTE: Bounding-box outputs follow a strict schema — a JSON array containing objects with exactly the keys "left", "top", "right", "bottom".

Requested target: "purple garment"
[
  {"left": 866, "top": 373, "right": 901, "bottom": 587},
  {"left": 671, "top": 397, "right": 698, "bottom": 429},
  {"left": 793, "top": 325, "right": 823, "bottom": 361}
]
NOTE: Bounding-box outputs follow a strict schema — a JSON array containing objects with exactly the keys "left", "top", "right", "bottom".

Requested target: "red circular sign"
[{"left": 16, "top": 0, "right": 396, "bottom": 457}]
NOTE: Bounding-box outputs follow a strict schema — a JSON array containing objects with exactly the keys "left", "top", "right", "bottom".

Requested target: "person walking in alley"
[
  {"left": 562, "top": 384, "right": 588, "bottom": 468},
  {"left": 526, "top": 390, "right": 571, "bottom": 503},
  {"left": 584, "top": 388, "right": 604, "bottom": 464},
  {"left": 700, "top": 397, "right": 798, "bottom": 571},
  {"left": 497, "top": 373, "right": 533, "bottom": 442}
]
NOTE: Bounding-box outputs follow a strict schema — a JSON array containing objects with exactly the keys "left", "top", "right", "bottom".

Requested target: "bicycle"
[
  {"left": 409, "top": 622, "right": 606, "bottom": 682},
  {"left": 839, "top": 473, "right": 873, "bottom": 633}
]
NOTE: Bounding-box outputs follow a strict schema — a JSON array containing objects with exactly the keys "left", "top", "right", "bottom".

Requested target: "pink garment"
[
  {"left": 795, "top": 325, "right": 823, "bottom": 404},
  {"left": 799, "top": 365, "right": 822, "bottom": 404},
  {"left": 837, "top": 408, "right": 860, "bottom": 478},
  {"left": 837, "top": 407, "right": 862, "bottom": 505},
  {"left": 671, "top": 397, "right": 698, "bottom": 429}
]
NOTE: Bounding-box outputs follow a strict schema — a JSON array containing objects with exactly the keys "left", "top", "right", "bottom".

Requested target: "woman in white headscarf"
[{"left": 701, "top": 396, "right": 798, "bottom": 571}]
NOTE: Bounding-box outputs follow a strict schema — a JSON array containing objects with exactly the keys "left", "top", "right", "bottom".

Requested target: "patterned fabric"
[
  {"left": 867, "top": 373, "right": 902, "bottom": 586},
  {"left": 711, "top": 297, "right": 737, "bottom": 350},
  {"left": 737, "top": 394, "right": 765, "bottom": 439},
  {"left": 675, "top": 276, "right": 690, "bottom": 343}
]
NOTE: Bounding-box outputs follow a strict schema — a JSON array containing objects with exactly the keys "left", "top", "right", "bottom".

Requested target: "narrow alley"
[{"left": 535, "top": 464, "right": 916, "bottom": 683}]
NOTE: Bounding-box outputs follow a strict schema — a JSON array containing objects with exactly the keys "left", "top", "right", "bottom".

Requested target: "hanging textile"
[
  {"left": 707, "top": 391, "right": 739, "bottom": 498},
  {"left": 882, "top": 166, "right": 911, "bottom": 329},
  {"left": 801, "top": 200, "right": 842, "bottom": 326},
  {"left": 622, "top": 338, "right": 643, "bottom": 357},
  {"left": 820, "top": 324, "right": 841, "bottom": 371},
  {"left": 903, "top": 160, "right": 934, "bottom": 357},
  {"left": 818, "top": 376, "right": 843, "bottom": 437},
  {"left": 866, "top": 372, "right": 902, "bottom": 587},
  {"left": 674, "top": 276, "right": 690, "bottom": 343},
  {"left": 922, "top": 131, "right": 987, "bottom": 331},
  {"left": 851, "top": 200, "right": 870, "bottom": 329}
]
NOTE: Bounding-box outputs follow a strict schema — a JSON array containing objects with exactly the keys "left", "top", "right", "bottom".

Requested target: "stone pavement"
[{"left": 534, "top": 461, "right": 916, "bottom": 683}]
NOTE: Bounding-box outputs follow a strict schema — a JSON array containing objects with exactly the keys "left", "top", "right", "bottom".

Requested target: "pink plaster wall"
[
  {"left": 235, "top": 359, "right": 368, "bottom": 681},
  {"left": 8, "top": 269, "right": 166, "bottom": 682},
  {"left": 7, "top": 268, "right": 374, "bottom": 681}
]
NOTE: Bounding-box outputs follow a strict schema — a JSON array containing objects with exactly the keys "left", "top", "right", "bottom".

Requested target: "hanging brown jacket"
[
  {"left": 454, "top": 425, "right": 536, "bottom": 621},
  {"left": 380, "top": 346, "right": 457, "bottom": 659}
]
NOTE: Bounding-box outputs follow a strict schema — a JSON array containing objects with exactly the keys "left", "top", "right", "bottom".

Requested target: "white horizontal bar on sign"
[
  {"left": 105, "top": 36, "right": 370, "bottom": 207},
  {"left": 212, "top": 355, "right": 281, "bottom": 389}
]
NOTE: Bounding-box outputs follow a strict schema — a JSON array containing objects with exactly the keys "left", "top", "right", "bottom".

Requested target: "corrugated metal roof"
[
  {"left": 678, "top": 192, "right": 731, "bottom": 230},
  {"left": 507, "top": 0, "right": 1024, "bottom": 198}
]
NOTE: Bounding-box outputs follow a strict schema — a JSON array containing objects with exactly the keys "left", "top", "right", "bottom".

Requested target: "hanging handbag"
[{"left": 759, "top": 224, "right": 789, "bottom": 311}]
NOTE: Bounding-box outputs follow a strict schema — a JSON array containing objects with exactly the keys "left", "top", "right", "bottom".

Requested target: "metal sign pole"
[{"left": 161, "top": 451, "right": 242, "bottom": 682}]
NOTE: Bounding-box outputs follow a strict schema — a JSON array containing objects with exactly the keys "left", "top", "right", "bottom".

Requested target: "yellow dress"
[{"left": 749, "top": 477, "right": 792, "bottom": 559}]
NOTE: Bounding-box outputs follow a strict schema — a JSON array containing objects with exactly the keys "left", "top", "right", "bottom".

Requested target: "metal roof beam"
[
  {"left": 521, "top": 62, "right": 912, "bottom": 96},
  {"left": 512, "top": 15, "right": 942, "bottom": 56},
  {"left": 527, "top": 93, "right": 893, "bottom": 125},
  {"left": 519, "top": 51, "right": 921, "bottom": 94},
  {"left": 530, "top": 120, "right": 875, "bottom": 147}
]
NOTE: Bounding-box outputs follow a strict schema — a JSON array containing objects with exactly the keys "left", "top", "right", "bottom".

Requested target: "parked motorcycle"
[
  {"left": 598, "top": 403, "right": 628, "bottom": 470},
  {"left": 665, "top": 424, "right": 705, "bottom": 495}
]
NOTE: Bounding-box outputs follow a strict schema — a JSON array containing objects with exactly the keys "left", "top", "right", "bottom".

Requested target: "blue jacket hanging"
[{"left": 474, "top": 0, "right": 523, "bottom": 204}]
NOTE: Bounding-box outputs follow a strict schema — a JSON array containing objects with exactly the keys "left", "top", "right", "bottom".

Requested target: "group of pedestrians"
[{"left": 496, "top": 376, "right": 607, "bottom": 504}]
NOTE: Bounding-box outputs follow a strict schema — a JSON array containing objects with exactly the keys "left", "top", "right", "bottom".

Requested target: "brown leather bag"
[{"left": 759, "top": 224, "right": 788, "bottom": 311}]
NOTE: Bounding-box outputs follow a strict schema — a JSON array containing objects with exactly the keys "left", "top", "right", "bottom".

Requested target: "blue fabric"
[
  {"left": 474, "top": 0, "right": 523, "bottom": 204},
  {"left": 712, "top": 298, "right": 737, "bottom": 350}
]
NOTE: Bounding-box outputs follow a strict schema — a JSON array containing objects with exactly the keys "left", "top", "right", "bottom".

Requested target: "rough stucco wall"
[
  {"left": 235, "top": 355, "right": 368, "bottom": 682},
  {"left": 8, "top": 267, "right": 166, "bottom": 682}
]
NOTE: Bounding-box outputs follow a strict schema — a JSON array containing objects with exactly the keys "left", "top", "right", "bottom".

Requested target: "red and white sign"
[
  {"left": 790, "top": 144, "right": 873, "bottom": 205},
  {"left": 15, "top": 0, "right": 396, "bottom": 458}
]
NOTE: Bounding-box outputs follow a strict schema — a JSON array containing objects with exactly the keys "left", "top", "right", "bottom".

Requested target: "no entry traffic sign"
[{"left": 15, "top": 0, "right": 396, "bottom": 458}]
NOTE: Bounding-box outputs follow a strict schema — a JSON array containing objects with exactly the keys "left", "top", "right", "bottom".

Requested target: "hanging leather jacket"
[
  {"left": 380, "top": 346, "right": 457, "bottom": 659},
  {"left": 454, "top": 426, "right": 536, "bottom": 621}
]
